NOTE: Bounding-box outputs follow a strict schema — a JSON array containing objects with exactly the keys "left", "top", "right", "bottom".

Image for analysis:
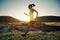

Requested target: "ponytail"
[{"left": 28, "top": 4, "right": 35, "bottom": 9}]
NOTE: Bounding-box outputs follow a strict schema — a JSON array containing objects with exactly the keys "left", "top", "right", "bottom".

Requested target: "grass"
[{"left": 0, "top": 31, "right": 60, "bottom": 40}]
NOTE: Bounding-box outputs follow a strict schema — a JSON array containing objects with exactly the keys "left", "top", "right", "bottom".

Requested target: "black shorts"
[{"left": 29, "top": 21, "right": 36, "bottom": 24}]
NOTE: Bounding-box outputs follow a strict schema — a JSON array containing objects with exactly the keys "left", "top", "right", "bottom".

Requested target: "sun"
[
  {"left": 19, "top": 13, "right": 36, "bottom": 22},
  {"left": 14, "top": 11, "right": 37, "bottom": 22},
  {"left": 20, "top": 15, "right": 30, "bottom": 22}
]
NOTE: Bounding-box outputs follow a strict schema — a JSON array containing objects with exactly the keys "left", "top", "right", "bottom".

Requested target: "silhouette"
[{"left": 23, "top": 4, "right": 38, "bottom": 36}]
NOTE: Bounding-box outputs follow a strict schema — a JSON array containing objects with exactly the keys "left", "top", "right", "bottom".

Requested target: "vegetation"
[{"left": 0, "top": 31, "right": 60, "bottom": 40}]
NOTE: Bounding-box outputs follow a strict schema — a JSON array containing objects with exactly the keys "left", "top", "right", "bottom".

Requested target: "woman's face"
[
  {"left": 28, "top": 5, "right": 32, "bottom": 9},
  {"left": 29, "top": 7, "right": 32, "bottom": 9}
]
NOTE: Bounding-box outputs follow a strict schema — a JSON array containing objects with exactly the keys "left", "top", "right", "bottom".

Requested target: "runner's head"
[{"left": 28, "top": 4, "right": 35, "bottom": 9}]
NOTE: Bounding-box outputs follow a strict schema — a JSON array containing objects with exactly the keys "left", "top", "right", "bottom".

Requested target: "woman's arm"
[
  {"left": 33, "top": 9, "right": 38, "bottom": 17},
  {"left": 24, "top": 13, "right": 29, "bottom": 16}
]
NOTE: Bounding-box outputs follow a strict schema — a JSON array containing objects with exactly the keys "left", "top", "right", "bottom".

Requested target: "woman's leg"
[
  {"left": 25, "top": 22, "right": 31, "bottom": 35},
  {"left": 25, "top": 26, "right": 30, "bottom": 35}
]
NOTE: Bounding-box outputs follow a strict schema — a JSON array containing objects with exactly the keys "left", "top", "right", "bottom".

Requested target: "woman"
[
  {"left": 25, "top": 4, "right": 38, "bottom": 22},
  {"left": 24, "top": 4, "right": 38, "bottom": 36}
]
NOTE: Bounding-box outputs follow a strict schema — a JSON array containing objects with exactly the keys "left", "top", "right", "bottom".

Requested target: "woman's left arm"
[{"left": 33, "top": 9, "right": 38, "bottom": 17}]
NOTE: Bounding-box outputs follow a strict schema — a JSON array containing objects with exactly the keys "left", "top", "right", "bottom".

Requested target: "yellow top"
[{"left": 29, "top": 9, "right": 34, "bottom": 21}]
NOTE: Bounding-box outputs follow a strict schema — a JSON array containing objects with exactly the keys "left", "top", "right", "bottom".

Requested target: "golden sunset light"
[{"left": 16, "top": 12, "right": 36, "bottom": 21}]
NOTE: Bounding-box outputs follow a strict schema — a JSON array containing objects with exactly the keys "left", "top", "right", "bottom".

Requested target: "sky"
[{"left": 0, "top": 0, "right": 60, "bottom": 21}]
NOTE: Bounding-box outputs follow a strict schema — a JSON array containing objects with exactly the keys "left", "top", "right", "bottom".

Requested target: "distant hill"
[
  {"left": 37, "top": 16, "right": 60, "bottom": 22},
  {"left": 0, "top": 16, "right": 21, "bottom": 24},
  {"left": 0, "top": 16, "right": 60, "bottom": 24}
]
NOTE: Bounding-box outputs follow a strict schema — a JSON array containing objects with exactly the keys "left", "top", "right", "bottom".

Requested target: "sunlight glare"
[
  {"left": 19, "top": 13, "right": 36, "bottom": 22},
  {"left": 19, "top": 15, "right": 30, "bottom": 22}
]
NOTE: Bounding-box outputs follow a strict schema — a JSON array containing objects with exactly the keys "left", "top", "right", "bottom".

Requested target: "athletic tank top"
[{"left": 29, "top": 9, "right": 34, "bottom": 21}]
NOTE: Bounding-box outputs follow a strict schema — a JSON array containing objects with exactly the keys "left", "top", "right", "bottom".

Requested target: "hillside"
[
  {"left": 37, "top": 16, "right": 60, "bottom": 22},
  {"left": 0, "top": 16, "right": 60, "bottom": 23},
  {"left": 0, "top": 16, "right": 21, "bottom": 24}
]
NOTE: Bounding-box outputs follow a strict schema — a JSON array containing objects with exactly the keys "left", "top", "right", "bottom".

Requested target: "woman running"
[
  {"left": 24, "top": 4, "right": 38, "bottom": 35},
  {"left": 25, "top": 4, "right": 38, "bottom": 22}
]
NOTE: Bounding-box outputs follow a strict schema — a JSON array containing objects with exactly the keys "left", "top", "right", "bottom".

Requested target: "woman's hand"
[
  {"left": 24, "top": 13, "right": 27, "bottom": 15},
  {"left": 24, "top": 13, "right": 29, "bottom": 16}
]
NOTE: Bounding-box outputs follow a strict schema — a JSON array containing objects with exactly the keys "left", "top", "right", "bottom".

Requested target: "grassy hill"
[
  {"left": 0, "top": 16, "right": 60, "bottom": 23},
  {"left": 0, "top": 16, "right": 21, "bottom": 24},
  {"left": 37, "top": 16, "right": 60, "bottom": 22}
]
